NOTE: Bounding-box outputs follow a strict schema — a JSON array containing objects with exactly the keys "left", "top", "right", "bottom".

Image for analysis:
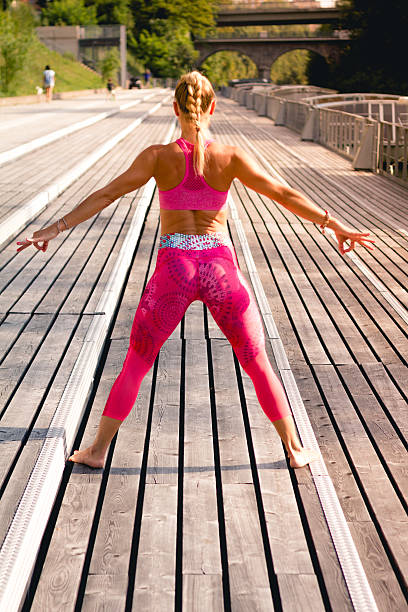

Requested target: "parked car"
[{"left": 129, "top": 77, "right": 142, "bottom": 89}]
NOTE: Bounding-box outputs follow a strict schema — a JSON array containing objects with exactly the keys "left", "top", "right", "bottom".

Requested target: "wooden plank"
[
  {"left": 292, "top": 362, "right": 406, "bottom": 610},
  {"left": 289, "top": 222, "right": 396, "bottom": 364},
  {"left": 362, "top": 362, "right": 408, "bottom": 436},
  {"left": 206, "top": 308, "right": 226, "bottom": 339},
  {"left": 277, "top": 574, "right": 325, "bottom": 612},
  {"left": 30, "top": 336, "right": 125, "bottom": 610},
  {"left": 0, "top": 314, "right": 52, "bottom": 416},
  {"left": 0, "top": 214, "right": 97, "bottom": 314},
  {"left": 184, "top": 301, "right": 205, "bottom": 339},
  {"left": 183, "top": 340, "right": 222, "bottom": 581},
  {"left": 83, "top": 210, "right": 133, "bottom": 315},
  {"left": 85, "top": 339, "right": 154, "bottom": 583},
  {"left": 211, "top": 339, "right": 252, "bottom": 484},
  {"left": 49, "top": 201, "right": 129, "bottom": 314},
  {"left": 222, "top": 483, "right": 274, "bottom": 610},
  {"left": 0, "top": 313, "right": 29, "bottom": 362},
  {"left": 131, "top": 483, "right": 178, "bottom": 610},
  {"left": 82, "top": 574, "right": 129, "bottom": 610},
  {"left": 182, "top": 575, "right": 224, "bottom": 610},
  {"left": 146, "top": 339, "right": 181, "bottom": 485},
  {"left": 347, "top": 521, "right": 407, "bottom": 610},
  {"left": 211, "top": 340, "right": 274, "bottom": 609},
  {"left": 313, "top": 364, "right": 408, "bottom": 581},
  {"left": 110, "top": 205, "right": 160, "bottom": 341},
  {"left": 295, "top": 472, "right": 353, "bottom": 611},
  {"left": 233, "top": 203, "right": 323, "bottom": 366},
  {"left": 338, "top": 363, "right": 407, "bottom": 499},
  {"left": 238, "top": 361, "right": 319, "bottom": 577},
  {"left": 0, "top": 315, "right": 93, "bottom": 546}
]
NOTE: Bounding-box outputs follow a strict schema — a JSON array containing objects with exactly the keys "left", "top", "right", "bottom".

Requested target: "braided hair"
[{"left": 174, "top": 71, "right": 215, "bottom": 176}]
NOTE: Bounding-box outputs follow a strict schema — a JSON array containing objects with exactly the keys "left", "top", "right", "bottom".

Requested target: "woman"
[
  {"left": 17, "top": 72, "right": 374, "bottom": 469},
  {"left": 43, "top": 65, "right": 56, "bottom": 103}
]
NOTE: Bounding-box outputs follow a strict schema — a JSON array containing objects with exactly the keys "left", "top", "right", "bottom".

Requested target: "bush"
[
  {"left": 0, "top": 4, "right": 36, "bottom": 94},
  {"left": 41, "top": 0, "right": 97, "bottom": 26},
  {"left": 99, "top": 47, "right": 121, "bottom": 82}
]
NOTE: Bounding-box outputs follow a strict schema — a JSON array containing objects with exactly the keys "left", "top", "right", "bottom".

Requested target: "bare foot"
[
  {"left": 68, "top": 447, "right": 105, "bottom": 468},
  {"left": 289, "top": 447, "right": 320, "bottom": 469}
]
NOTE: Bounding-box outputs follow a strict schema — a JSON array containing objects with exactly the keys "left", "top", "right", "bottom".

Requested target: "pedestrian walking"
[
  {"left": 143, "top": 68, "right": 151, "bottom": 86},
  {"left": 106, "top": 77, "right": 116, "bottom": 101},
  {"left": 16, "top": 71, "right": 374, "bottom": 470},
  {"left": 43, "top": 65, "right": 55, "bottom": 102}
]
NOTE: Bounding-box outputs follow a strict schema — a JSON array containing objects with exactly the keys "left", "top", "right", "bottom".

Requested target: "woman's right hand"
[
  {"left": 329, "top": 218, "right": 375, "bottom": 255},
  {"left": 16, "top": 222, "right": 59, "bottom": 253}
]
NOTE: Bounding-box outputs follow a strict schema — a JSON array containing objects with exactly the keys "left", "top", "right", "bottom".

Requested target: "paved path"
[
  {"left": 0, "top": 89, "right": 148, "bottom": 153},
  {"left": 0, "top": 90, "right": 406, "bottom": 611}
]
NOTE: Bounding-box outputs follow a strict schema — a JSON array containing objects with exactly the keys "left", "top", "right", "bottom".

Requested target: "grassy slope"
[{"left": 2, "top": 36, "right": 104, "bottom": 97}]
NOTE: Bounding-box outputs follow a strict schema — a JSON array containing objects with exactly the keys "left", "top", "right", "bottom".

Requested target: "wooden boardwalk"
[{"left": 0, "top": 90, "right": 407, "bottom": 611}]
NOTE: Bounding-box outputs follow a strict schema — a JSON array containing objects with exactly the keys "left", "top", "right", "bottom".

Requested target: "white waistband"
[{"left": 158, "top": 232, "right": 232, "bottom": 250}]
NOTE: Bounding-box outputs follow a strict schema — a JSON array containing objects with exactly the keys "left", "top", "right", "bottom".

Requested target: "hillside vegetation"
[{"left": 1, "top": 37, "right": 103, "bottom": 97}]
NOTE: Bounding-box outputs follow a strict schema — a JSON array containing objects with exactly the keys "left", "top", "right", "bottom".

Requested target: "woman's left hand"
[{"left": 16, "top": 222, "right": 59, "bottom": 253}]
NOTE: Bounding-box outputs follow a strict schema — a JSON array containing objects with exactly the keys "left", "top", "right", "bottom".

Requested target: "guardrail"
[
  {"left": 225, "top": 86, "right": 408, "bottom": 185},
  {"left": 217, "top": 1, "right": 338, "bottom": 12},
  {"left": 378, "top": 121, "right": 408, "bottom": 184},
  {"left": 197, "top": 30, "right": 344, "bottom": 40}
]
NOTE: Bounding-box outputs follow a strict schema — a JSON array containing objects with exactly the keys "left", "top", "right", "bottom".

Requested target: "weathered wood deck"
[{"left": 0, "top": 91, "right": 407, "bottom": 611}]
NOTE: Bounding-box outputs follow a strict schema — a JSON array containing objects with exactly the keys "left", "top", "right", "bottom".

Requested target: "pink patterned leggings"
[{"left": 103, "top": 234, "right": 291, "bottom": 423}]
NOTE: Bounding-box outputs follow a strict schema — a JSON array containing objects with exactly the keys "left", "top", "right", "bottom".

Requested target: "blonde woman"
[{"left": 17, "top": 72, "right": 374, "bottom": 469}]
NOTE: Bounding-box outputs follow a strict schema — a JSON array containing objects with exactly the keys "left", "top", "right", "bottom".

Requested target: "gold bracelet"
[{"left": 56, "top": 217, "right": 68, "bottom": 234}]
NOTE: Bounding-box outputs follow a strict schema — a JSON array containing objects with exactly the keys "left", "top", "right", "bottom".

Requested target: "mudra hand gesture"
[
  {"left": 16, "top": 217, "right": 68, "bottom": 253},
  {"left": 325, "top": 217, "right": 375, "bottom": 255}
]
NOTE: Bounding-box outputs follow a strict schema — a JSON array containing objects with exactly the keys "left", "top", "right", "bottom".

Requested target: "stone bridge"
[{"left": 194, "top": 35, "right": 348, "bottom": 79}]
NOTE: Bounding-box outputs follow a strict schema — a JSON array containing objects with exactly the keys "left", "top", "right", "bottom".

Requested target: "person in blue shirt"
[{"left": 43, "top": 65, "right": 56, "bottom": 102}]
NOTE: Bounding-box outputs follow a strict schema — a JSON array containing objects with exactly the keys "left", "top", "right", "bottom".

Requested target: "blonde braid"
[
  {"left": 191, "top": 78, "right": 205, "bottom": 176},
  {"left": 175, "top": 71, "right": 215, "bottom": 176}
]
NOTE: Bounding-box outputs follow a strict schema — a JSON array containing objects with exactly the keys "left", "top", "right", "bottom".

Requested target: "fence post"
[
  {"left": 301, "top": 108, "right": 318, "bottom": 141},
  {"left": 353, "top": 122, "right": 376, "bottom": 170},
  {"left": 275, "top": 100, "right": 286, "bottom": 126}
]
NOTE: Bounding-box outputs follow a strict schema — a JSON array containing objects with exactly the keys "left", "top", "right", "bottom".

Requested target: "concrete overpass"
[{"left": 216, "top": 2, "right": 341, "bottom": 27}]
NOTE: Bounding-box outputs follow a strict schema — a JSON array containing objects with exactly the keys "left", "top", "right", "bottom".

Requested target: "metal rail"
[
  {"left": 198, "top": 30, "right": 343, "bottom": 40},
  {"left": 317, "top": 107, "right": 369, "bottom": 160},
  {"left": 378, "top": 120, "right": 408, "bottom": 184},
  {"left": 230, "top": 86, "right": 408, "bottom": 183},
  {"left": 218, "top": 1, "right": 338, "bottom": 13}
]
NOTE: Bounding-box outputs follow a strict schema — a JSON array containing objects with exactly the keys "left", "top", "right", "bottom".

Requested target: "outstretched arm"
[
  {"left": 16, "top": 145, "right": 159, "bottom": 253},
  {"left": 232, "top": 147, "right": 375, "bottom": 255}
]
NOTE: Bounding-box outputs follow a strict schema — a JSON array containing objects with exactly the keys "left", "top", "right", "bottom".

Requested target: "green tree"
[
  {"left": 322, "top": 0, "right": 408, "bottom": 94},
  {"left": 202, "top": 51, "right": 257, "bottom": 88},
  {"left": 128, "top": 0, "right": 216, "bottom": 77},
  {"left": 41, "top": 0, "right": 97, "bottom": 26},
  {"left": 137, "top": 20, "right": 198, "bottom": 77},
  {"left": 99, "top": 47, "right": 121, "bottom": 81},
  {"left": 130, "top": 0, "right": 215, "bottom": 39},
  {"left": 0, "top": 3, "right": 36, "bottom": 94},
  {"left": 85, "top": 0, "right": 133, "bottom": 28},
  {"left": 271, "top": 50, "right": 311, "bottom": 85}
]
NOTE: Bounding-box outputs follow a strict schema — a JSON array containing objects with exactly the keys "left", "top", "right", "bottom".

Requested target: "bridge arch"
[
  {"left": 197, "top": 48, "right": 260, "bottom": 74},
  {"left": 194, "top": 38, "right": 344, "bottom": 80}
]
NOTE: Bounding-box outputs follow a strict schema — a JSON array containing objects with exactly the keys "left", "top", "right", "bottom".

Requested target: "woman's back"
[{"left": 155, "top": 139, "right": 236, "bottom": 236}]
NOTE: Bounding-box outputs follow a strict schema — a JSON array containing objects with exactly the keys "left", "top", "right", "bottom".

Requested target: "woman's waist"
[
  {"left": 159, "top": 208, "right": 228, "bottom": 237},
  {"left": 159, "top": 232, "right": 232, "bottom": 251}
]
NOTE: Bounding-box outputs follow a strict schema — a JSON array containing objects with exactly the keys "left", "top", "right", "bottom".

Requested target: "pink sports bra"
[{"left": 158, "top": 137, "right": 229, "bottom": 210}]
